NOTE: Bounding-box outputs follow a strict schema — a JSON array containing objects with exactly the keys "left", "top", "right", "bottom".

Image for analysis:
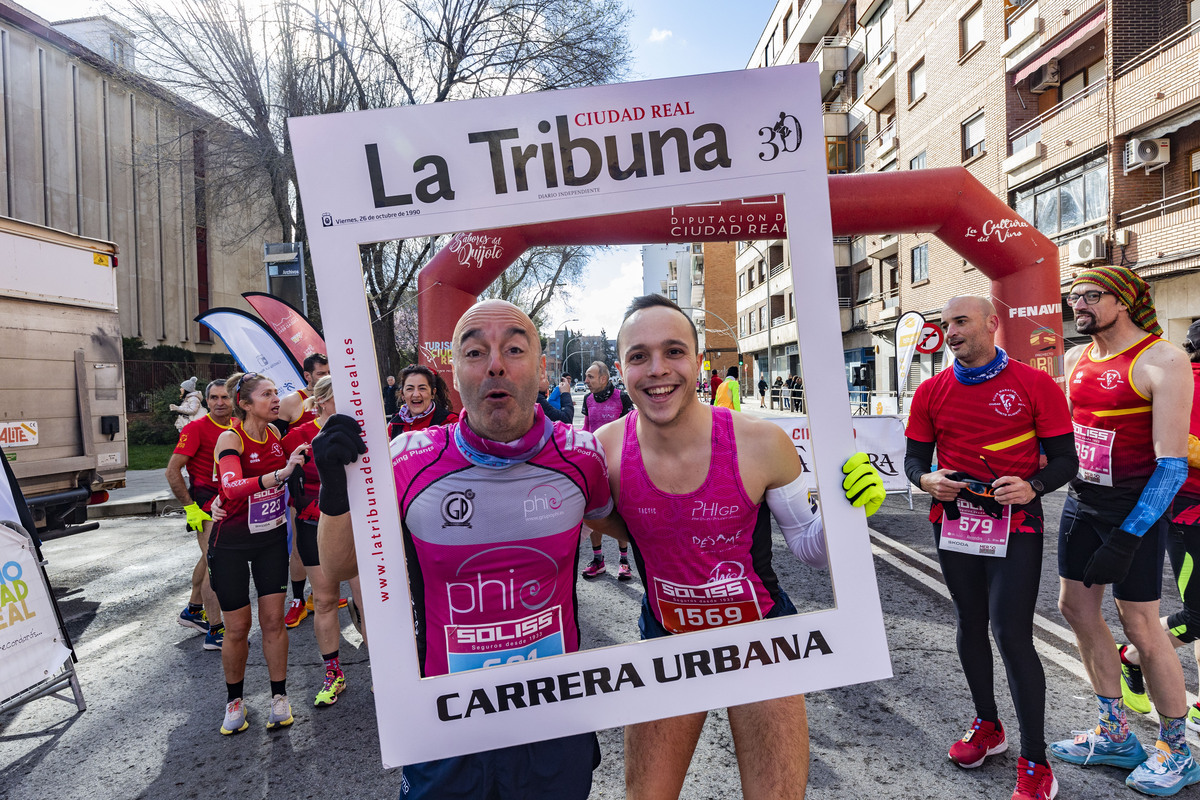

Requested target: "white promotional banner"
[
  {"left": 196, "top": 309, "right": 306, "bottom": 397},
  {"left": 768, "top": 416, "right": 908, "bottom": 492},
  {"left": 0, "top": 523, "right": 70, "bottom": 702},
  {"left": 290, "top": 65, "right": 892, "bottom": 767},
  {"left": 895, "top": 310, "right": 925, "bottom": 393}
]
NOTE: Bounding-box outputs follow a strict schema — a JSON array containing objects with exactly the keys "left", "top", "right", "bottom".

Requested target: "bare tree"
[
  {"left": 480, "top": 245, "right": 595, "bottom": 329},
  {"left": 118, "top": 0, "right": 632, "bottom": 364}
]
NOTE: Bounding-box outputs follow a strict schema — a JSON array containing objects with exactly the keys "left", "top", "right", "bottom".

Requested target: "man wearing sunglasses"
[
  {"left": 905, "top": 295, "right": 1076, "bottom": 800},
  {"left": 1047, "top": 266, "right": 1197, "bottom": 796}
]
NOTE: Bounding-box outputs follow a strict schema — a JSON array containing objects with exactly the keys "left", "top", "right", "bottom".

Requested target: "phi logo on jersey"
[
  {"left": 989, "top": 389, "right": 1024, "bottom": 417},
  {"left": 441, "top": 490, "right": 475, "bottom": 528},
  {"left": 271, "top": 443, "right": 284, "bottom": 457},
  {"left": 524, "top": 484, "right": 564, "bottom": 521},
  {"left": 1098, "top": 370, "right": 1124, "bottom": 390},
  {"left": 709, "top": 561, "right": 747, "bottom": 582}
]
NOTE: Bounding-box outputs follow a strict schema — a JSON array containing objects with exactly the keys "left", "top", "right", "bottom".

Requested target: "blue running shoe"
[
  {"left": 203, "top": 625, "right": 224, "bottom": 651},
  {"left": 1126, "top": 741, "right": 1200, "bottom": 797},
  {"left": 178, "top": 606, "right": 209, "bottom": 633},
  {"left": 1049, "top": 728, "right": 1146, "bottom": 768}
]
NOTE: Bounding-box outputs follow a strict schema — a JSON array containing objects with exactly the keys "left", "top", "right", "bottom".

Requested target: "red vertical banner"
[{"left": 243, "top": 292, "right": 327, "bottom": 368}]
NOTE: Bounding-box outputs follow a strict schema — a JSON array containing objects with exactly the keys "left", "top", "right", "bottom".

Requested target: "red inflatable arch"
[{"left": 417, "top": 167, "right": 1064, "bottom": 395}]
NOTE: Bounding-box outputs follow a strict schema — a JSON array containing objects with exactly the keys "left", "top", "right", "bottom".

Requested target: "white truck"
[{"left": 0, "top": 215, "right": 125, "bottom": 536}]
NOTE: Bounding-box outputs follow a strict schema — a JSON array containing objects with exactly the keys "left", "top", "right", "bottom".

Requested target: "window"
[
  {"left": 747, "top": 268, "right": 755, "bottom": 289},
  {"left": 852, "top": 129, "right": 868, "bottom": 170},
  {"left": 962, "top": 110, "right": 985, "bottom": 160},
  {"left": 1191, "top": 149, "right": 1200, "bottom": 207},
  {"left": 854, "top": 62, "right": 868, "bottom": 100},
  {"left": 1191, "top": 0, "right": 1200, "bottom": 24},
  {"left": 1012, "top": 155, "right": 1108, "bottom": 237},
  {"left": 910, "top": 150, "right": 926, "bottom": 170},
  {"left": 765, "top": 27, "right": 778, "bottom": 65},
  {"left": 760, "top": 306, "right": 767, "bottom": 329},
  {"left": 827, "top": 136, "right": 849, "bottom": 173},
  {"left": 740, "top": 315, "right": 746, "bottom": 336},
  {"left": 908, "top": 60, "right": 925, "bottom": 103},
  {"left": 668, "top": 285, "right": 677, "bottom": 301},
  {"left": 855, "top": 267, "right": 873, "bottom": 303},
  {"left": 960, "top": 4, "right": 983, "bottom": 56},
  {"left": 1061, "top": 58, "right": 1106, "bottom": 100},
  {"left": 911, "top": 243, "right": 928, "bottom": 282},
  {"left": 758, "top": 261, "right": 766, "bottom": 282},
  {"left": 783, "top": 7, "right": 792, "bottom": 40}
]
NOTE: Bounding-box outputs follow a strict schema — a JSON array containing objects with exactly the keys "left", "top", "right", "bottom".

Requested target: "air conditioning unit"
[
  {"left": 832, "top": 70, "right": 846, "bottom": 89},
  {"left": 1125, "top": 137, "right": 1170, "bottom": 168},
  {"left": 1068, "top": 233, "right": 1107, "bottom": 266},
  {"left": 1030, "top": 58, "right": 1060, "bottom": 93}
]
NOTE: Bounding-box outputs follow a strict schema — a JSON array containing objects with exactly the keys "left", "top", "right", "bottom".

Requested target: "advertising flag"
[
  {"left": 895, "top": 311, "right": 925, "bottom": 395},
  {"left": 243, "top": 292, "right": 326, "bottom": 370},
  {"left": 196, "top": 308, "right": 306, "bottom": 397}
]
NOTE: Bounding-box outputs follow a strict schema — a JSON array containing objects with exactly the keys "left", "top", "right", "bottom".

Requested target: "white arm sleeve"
[{"left": 765, "top": 473, "right": 827, "bottom": 569}]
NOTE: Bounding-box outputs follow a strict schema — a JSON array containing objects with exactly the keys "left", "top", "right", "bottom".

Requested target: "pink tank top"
[{"left": 617, "top": 407, "right": 782, "bottom": 633}]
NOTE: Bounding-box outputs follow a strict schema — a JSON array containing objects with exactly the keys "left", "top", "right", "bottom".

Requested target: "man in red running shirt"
[
  {"left": 1048, "top": 267, "right": 1196, "bottom": 796},
  {"left": 906, "top": 296, "right": 1076, "bottom": 800},
  {"left": 167, "top": 379, "right": 234, "bottom": 650}
]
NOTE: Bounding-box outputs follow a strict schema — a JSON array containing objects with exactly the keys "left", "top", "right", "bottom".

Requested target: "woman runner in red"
[{"left": 210, "top": 372, "right": 308, "bottom": 735}]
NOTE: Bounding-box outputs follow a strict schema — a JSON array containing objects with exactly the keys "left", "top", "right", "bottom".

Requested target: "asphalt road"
[{"left": 2, "top": 490, "right": 1197, "bottom": 799}]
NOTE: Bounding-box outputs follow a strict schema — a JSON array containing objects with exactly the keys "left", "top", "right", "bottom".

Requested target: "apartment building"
[
  {"left": 0, "top": 2, "right": 278, "bottom": 353},
  {"left": 642, "top": 241, "right": 739, "bottom": 377},
  {"left": 743, "top": 0, "right": 1200, "bottom": 402}
]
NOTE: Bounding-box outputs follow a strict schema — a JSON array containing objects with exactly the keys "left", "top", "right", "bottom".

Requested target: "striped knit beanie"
[{"left": 1070, "top": 266, "right": 1162, "bottom": 336}]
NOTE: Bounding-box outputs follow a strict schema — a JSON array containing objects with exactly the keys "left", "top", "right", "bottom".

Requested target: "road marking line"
[
  {"left": 869, "top": 529, "right": 1200, "bottom": 706},
  {"left": 74, "top": 621, "right": 141, "bottom": 659}
]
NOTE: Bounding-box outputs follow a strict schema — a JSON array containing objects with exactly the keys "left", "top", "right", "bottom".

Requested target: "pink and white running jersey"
[
  {"left": 391, "top": 408, "right": 612, "bottom": 676},
  {"left": 616, "top": 407, "right": 783, "bottom": 634}
]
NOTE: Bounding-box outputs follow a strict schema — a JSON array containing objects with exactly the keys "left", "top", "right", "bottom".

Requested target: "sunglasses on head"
[{"left": 235, "top": 372, "right": 260, "bottom": 403}]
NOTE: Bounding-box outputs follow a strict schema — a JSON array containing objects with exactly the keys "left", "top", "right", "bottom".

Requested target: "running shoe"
[
  {"left": 203, "top": 625, "right": 224, "bottom": 651},
  {"left": 305, "top": 594, "right": 315, "bottom": 611},
  {"left": 949, "top": 718, "right": 1007, "bottom": 768},
  {"left": 581, "top": 558, "right": 606, "bottom": 579},
  {"left": 178, "top": 606, "right": 209, "bottom": 633},
  {"left": 1012, "top": 756, "right": 1057, "bottom": 800},
  {"left": 266, "top": 694, "right": 294, "bottom": 730},
  {"left": 346, "top": 596, "right": 363, "bottom": 636},
  {"left": 1126, "top": 741, "right": 1200, "bottom": 797},
  {"left": 617, "top": 562, "right": 633, "bottom": 581},
  {"left": 1187, "top": 703, "right": 1200, "bottom": 733},
  {"left": 1049, "top": 727, "right": 1146, "bottom": 768},
  {"left": 1120, "top": 644, "right": 1152, "bottom": 715},
  {"left": 220, "top": 698, "right": 248, "bottom": 735},
  {"left": 284, "top": 598, "right": 308, "bottom": 628},
  {"left": 314, "top": 669, "right": 346, "bottom": 707}
]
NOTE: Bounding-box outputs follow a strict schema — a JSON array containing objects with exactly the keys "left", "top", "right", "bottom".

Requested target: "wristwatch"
[{"left": 1029, "top": 478, "right": 1045, "bottom": 498}]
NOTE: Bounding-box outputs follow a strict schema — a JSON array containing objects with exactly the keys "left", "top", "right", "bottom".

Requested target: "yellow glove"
[
  {"left": 184, "top": 502, "right": 212, "bottom": 532},
  {"left": 842, "top": 452, "right": 885, "bottom": 517},
  {"left": 1189, "top": 434, "right": 1200, "bottom": 470}
]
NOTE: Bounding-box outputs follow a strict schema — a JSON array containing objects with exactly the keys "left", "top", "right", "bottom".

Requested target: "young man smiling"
[{"left": 592, "top": 294, "right": 885, "bottom": 800}]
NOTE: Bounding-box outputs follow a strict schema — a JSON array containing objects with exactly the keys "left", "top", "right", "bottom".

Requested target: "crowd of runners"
[{"left": 161, "top": 263, "right": 1199, "bottom": 800}]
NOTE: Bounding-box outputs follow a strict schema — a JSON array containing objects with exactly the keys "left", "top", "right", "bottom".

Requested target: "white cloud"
[
  {"left": 546, "top": 246, "right": 643, "bottom": 340},
  {"left": 647, "top": 28, "right": 673, "bottom": 43}
]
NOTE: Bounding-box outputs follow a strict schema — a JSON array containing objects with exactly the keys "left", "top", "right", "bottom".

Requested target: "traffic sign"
[{"left": 916, "top": 323, "right": 944, "bottom": 353}]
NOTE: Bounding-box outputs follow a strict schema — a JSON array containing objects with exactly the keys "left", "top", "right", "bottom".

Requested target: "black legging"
[{"left": 935, "top": 523, "right": 1046, "bottom": 764}]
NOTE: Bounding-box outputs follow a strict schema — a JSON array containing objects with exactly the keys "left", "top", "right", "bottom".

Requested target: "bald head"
[
  {"left": 452, "top": 300, "right": 541, "bottom": 362},
  {"left": 942, "top": 295, "right": 996, "bottom": 321},
  {"left": 942, "top": 295, "right": 999, "bottom": 367}
]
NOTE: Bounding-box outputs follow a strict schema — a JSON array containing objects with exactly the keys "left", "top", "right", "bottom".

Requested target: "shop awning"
[{"left": 1012, "top": 9, "right": 1106, "bottom": 85}]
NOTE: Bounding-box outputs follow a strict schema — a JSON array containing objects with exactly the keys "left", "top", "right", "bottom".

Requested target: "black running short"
[
  {"left": 207, "top": 540, "right": 289, "bottom": 612},
  {"left": 295, "top": 518, "right": 320, "bottom": 568},
  {"left": 1058, "top": 493, "right": 1167, "bottom": 602}
]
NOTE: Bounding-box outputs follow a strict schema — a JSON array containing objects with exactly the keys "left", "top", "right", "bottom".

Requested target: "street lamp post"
[{"left": 741, "top": 241, "right": 773, "bottom": 398}]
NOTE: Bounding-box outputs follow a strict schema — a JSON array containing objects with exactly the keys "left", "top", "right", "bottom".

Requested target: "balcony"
[
  {"left": 1005, "top": 79, "right": 1107, "bottom": 187},
  {"left": 796, "top": 0, "right": 846, "bottom": 44},
  {"left": 811, "top": 36, "right": 850, "bottom": 96},
  {"left": 866, "top": 233, "right": 898, "bottom": 259},
  {"left": 863, "top": 39, "right": 896, "bottom": 112},
  {"left": 1001, "top": 2, "right": 1042, "bottom": 58},
  {"left": 823, "top": 102, "right": 850, "bottom": 136},
  {"left": 1117, "top": 187, "right": 1200, "bottom": 275},
  {"left": 1114, "top": 19, "right": 1200, "bottom": 136},
  {"left": 872, "top": 121, "right": 897, "bottom": 161}
]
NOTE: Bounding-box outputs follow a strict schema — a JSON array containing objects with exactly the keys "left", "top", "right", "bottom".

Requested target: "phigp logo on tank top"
[{"left": 524, "top": 484, "right": 566, "bottom": 523}]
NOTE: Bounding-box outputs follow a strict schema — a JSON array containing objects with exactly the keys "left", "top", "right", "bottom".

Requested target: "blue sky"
[{"left": 24, "top": 0, "right": 777, "bottom": 337}]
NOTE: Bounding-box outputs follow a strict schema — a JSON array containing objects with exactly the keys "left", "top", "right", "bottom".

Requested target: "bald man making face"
[{"left": 314, "top": 300, "right": 629, "bottom": 800}]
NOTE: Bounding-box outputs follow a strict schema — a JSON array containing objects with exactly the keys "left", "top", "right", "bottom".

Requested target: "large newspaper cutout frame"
[{"left": 290, "top": 64, "right": 892, "bottom": 767}]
